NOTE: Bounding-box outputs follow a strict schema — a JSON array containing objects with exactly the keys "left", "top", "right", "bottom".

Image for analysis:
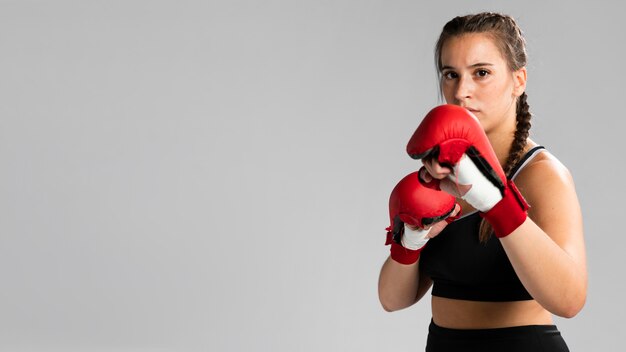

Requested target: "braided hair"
[{"left": 434, "top": 13, "right": 532, "bottom": 242}]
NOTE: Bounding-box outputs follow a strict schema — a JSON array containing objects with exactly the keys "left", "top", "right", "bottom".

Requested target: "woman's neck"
[{"left": 487, "top": 115, "right": 517, "bottom": 167}]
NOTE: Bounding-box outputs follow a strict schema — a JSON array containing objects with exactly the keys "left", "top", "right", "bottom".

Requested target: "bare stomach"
[{"left": 431, "top": 296, "right": 554, "bottom": 329}]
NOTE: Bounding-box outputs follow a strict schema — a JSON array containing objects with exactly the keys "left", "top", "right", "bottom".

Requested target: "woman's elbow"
[
  {"left": 554, "top": 291, "right": 587, "bottom": 319},
  {"left": 379, "top": 294, "right": 412, "bottom": 312},
  {"left": 379, "top": 298, "right": 404, "bottom": 312},
  {"left": 563, "top": 298, "right": 586, "bottom": 318},
  {"left": 380, "top": 300, "right": 397, "bottom": 312},
  {"left": 378, "top": 291, "right": 416, "bottom": 312}
]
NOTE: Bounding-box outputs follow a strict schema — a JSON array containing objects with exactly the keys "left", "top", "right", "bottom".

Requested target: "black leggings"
[{"left": 426, "top": 319, "right": 570, "bottom": 352}]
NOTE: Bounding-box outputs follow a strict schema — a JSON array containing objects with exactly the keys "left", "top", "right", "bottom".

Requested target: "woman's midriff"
[{"left": 431, "top": 296, "right": 554, "bottom": 329}]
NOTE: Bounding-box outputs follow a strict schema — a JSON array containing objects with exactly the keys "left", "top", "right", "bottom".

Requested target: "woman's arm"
[
  {"left": 378, "top": 256, "right": 432, "bottom": 312},
  {"left": 377, "top": 209, "right": 457, "bottom": 312},
  {"left": 377, "top": 173, "right": 460, "bottom": 312},
  {"left": 501, "top": 156, "right": 587, "bottom": 318}
]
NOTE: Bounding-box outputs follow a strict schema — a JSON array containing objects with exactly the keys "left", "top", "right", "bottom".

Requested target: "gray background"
[{"left": 1, "top": 0, "right": 622, "bottom": 351}]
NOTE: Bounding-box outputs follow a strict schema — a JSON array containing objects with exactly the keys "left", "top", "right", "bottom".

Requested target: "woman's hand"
[
  {"left": 420, "top": 157, "right": 451, "bottom": 181},
  {"left": 420, "top": 157, "right": 472, "bottom": 199},
  {"left": 406, "top": 203, "right": 461, "bottom": 240}
]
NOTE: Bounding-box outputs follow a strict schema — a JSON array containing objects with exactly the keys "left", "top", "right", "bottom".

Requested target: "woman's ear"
[{"left": 513, "top": 67, "right": 527, "bottom": 97}]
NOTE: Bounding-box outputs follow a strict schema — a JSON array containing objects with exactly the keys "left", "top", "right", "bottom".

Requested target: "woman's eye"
[
  {"left": 476, "top": 69, "right": 489, "bottom": 77},
  {"left": 443, "top": 71, "right": 458, "bottom": 80}
]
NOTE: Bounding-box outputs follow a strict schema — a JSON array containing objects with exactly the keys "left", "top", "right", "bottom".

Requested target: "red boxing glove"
[
  {"left": 406, "top": 104, "right": 529, "bottom": 238},
  {"left": 385, "top": 171, "right": 457, "bottom": 264}
]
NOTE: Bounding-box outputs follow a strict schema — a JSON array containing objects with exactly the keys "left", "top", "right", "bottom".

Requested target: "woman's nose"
[{"left": 454, "top": 75, "right": 473, "bottom": 103}]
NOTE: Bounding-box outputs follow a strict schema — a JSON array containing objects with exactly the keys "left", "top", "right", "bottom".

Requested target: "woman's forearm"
[
  {"left": 378, "top": 256, "right": 426, "bottom": 312},
  {"left": 501, "top": 218, "right": 587, "bottom": 318}
]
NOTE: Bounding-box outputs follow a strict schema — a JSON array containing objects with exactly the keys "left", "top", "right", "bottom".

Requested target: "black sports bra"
[{"left": 419, "top": 146, "right": 546, "bottom": 302}]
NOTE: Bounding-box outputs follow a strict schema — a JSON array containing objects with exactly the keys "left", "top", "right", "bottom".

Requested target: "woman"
[{"left": 378, "top": 12, "right": 586, "bottom": 351}]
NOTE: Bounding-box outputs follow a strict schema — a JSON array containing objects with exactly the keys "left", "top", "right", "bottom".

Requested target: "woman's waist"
[{"left": 431, "top": 295, "right": 553, "bottom": 329}]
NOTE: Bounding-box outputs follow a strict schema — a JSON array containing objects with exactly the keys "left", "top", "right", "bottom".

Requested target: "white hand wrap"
[
  {"left": 401, "top": 224, "right": 431, "bottom": 250},
  {"left": 448, "top": 154, "right": 502, "bottom": 212}
]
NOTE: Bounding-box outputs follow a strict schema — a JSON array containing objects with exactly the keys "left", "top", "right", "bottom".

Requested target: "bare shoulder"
[
  {"left": 514, "top": 150, "right": 577, "bottom": 203},
  {"left": 514, "top": 148, "right": 584, "bottom": 248}
]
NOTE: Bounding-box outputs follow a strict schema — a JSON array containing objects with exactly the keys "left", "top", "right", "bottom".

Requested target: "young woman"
[{"left": 378, "top": 13, "right": 586, "bottom": 351}]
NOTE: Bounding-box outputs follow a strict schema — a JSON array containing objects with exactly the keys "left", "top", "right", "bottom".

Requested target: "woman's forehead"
[{"left": 440, "top": 33, "right": 506, "bottom": 68}]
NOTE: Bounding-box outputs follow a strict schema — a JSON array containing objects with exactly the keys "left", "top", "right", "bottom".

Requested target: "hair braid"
[
  {"left": 478, "top": 92, "right": 532, "bottom": 242},
  {"left": 503, "top": 92, "right": 532, "bottom": 177}
]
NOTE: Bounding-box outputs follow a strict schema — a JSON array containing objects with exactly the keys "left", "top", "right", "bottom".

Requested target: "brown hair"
[{"left": 434, "top": 12, "right": 532, "bottom": 242}]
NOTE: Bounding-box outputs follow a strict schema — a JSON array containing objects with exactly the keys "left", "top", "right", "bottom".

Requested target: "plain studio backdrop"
[{"left": 1, "top": 1, "right": 623, "bottom": 351}]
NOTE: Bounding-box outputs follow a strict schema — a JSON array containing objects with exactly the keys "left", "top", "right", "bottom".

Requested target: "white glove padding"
[
  {"left": 446, "top": 154, "right": 502, "bottom": 212},
  {"left": 401, "top": 224, "right": 431, "bottom": 250}
]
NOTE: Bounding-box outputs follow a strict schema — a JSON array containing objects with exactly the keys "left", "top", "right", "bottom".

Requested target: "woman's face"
[{"left": 440, "top": 33, "right": 526, "bottom": 134}]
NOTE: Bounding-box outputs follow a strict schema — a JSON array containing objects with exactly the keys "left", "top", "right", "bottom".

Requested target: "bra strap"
[{"left": 507, "top": 146, "right": 546, "bottom": 180}]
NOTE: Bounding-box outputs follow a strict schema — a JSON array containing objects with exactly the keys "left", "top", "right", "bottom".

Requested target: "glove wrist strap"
[
  {"left": 385, "top": 231, "right": 426, "bottom": 265},
  {"left": 390, "top": 241, "right": 425, "bottom": 265},
  {"left": 480, "top": 180, "right": 529, "bottom": 238}
]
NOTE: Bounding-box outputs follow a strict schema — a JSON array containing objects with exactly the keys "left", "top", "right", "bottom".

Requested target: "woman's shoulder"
[
  {"left": 516, "top": 142, "right": 573, "bottom": 186},
  {"left": 514, "top": 141, "right": 579, "bottom": 215},
  {"left": 514, "top": 143, "right": 584, "bottom": 251}
]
